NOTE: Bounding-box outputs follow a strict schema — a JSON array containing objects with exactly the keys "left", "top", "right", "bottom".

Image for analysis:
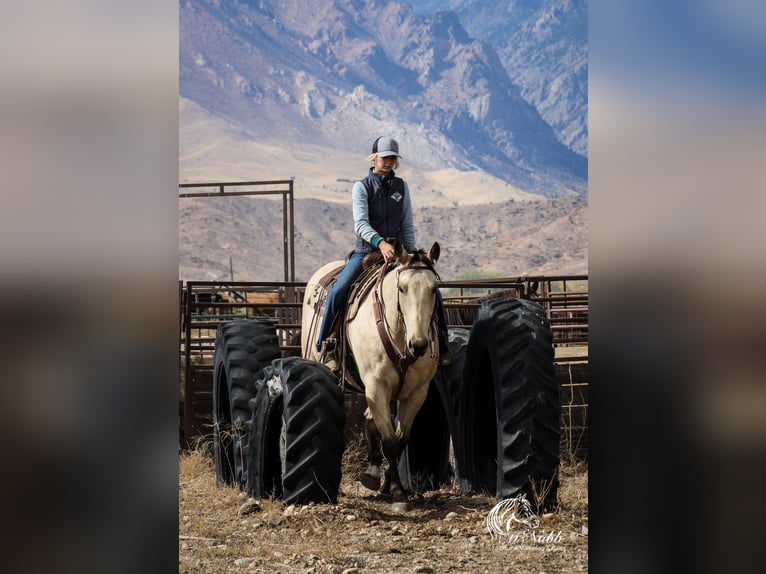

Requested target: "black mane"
[
  {"left": 410, "top": 248, "right": 430, "bottom": 264},
  {"left": 402, "top": 248, "right": 439, "bottom": 280}
]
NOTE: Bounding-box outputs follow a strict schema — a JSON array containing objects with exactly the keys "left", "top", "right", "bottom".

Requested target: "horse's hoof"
[
  {"left": 360, "top": 472, "right": 381, "bottom": 491},
  {"left": 391, "top": 502, "right": 410, "bottom": 514}
]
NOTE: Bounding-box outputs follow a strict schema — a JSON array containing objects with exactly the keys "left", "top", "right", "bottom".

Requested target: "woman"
[{"left": 316, "top": 136, "right": 449, "bottom": 371}]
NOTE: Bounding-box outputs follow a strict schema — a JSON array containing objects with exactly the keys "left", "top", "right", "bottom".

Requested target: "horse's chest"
[{"left": 396, "top": 361, "right": 437, "bottom": 397}]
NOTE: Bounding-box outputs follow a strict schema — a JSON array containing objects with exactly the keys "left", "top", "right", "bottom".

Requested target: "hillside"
[{"left": 179, "top": 193, "right": 587, "bottom": 281}]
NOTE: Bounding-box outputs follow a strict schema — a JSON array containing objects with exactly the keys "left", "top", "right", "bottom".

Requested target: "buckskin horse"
[{"left": 301, "top": 241, "right": 441, "bottom": 512}]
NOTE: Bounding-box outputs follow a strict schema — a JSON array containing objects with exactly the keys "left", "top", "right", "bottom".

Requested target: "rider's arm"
[
  {"left": 352, "top": 181, "right": 382, "bottom": 246},
  {"left": 399, "top": 181, "right": 416, "bottom": 252}
]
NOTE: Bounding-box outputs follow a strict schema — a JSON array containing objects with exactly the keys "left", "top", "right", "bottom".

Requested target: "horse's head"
[
  {"left": 512, "top": 493, "right": 541, "bottom": 529},
  {"left": 392, "top": 241, "right": 440, "bottom": 358}
]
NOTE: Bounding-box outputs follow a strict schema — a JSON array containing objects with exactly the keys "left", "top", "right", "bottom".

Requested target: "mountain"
[
  {"left": 408, "top": 0, "right": 588, "bottom": 157},
  {"left": 179, "top": 0, "right": 588, "bottom": 281},
  {"left": 180, "top": 0, "right": 586, "bottom": 198}
]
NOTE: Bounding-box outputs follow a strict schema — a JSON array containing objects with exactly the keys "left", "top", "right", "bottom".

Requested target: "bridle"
[{"left": 372, "top": 257, "right": 440, "bottom": 389}]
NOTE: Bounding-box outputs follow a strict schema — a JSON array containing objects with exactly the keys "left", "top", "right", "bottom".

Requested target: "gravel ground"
[{"left": 179, "top": 443, "right": 588, "bottom": 574}]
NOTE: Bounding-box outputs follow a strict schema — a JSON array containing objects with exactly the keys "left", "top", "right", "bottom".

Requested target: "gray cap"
[{"left": 372, "top": 136, "right": 401, "bottom": 158}]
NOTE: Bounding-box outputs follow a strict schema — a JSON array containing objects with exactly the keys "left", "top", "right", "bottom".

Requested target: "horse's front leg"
[
  {"left": 380, "top": 433, "right": 408, "bottom": 511},
  {"left": 360, "top": 413, "right": 383, "bottom": 491},
  {"left": 364, "top": 385, "right": 409, "bottom": 512},
  {"left": 380, "top": 383, "right": 431, "bottom": 499},
  {"left": 393, "top": 384, "right": 429, "bottom": 447}
]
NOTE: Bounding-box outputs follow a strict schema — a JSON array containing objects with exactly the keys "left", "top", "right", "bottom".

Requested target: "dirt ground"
[{"left": 179, "top": 438, "right": 588, "bottom": 574}]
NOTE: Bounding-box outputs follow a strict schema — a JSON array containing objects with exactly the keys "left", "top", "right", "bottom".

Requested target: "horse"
[{"left": 301, "top": 241, "right": 441, "bottom": 512}]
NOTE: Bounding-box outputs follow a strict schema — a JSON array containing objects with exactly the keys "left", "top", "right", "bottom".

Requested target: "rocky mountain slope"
[
  {"left": 409, "top": 0, "right": 588, "bottom": 156},
  {"left": 180, "top": 0, "right": 586, "bottom": 197}
]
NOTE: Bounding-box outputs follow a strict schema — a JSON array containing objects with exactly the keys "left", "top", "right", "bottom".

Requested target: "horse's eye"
[{"left": 398, "top": 286, "right": 404, "bottom": 293}]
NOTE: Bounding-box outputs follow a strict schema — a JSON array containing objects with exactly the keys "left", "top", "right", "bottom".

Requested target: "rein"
[{"left": 371, "top": 258, "right": 439, "bottom": 392}]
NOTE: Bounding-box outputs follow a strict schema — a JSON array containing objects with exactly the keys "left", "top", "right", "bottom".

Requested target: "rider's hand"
[{"left": 379, "top": 240, "right": 395, "bottom": 262}]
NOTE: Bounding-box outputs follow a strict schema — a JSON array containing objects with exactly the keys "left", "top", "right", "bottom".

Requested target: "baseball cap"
[{"left": 372, "top": 136, "right": 401, "bottom": 158}]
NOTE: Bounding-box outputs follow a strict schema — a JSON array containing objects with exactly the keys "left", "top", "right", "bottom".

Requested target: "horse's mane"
[
  {"left": 401, "top": 248, "right": 439, "bottom": 279},
  {"left": 409, "top": 248, "right": 430, "bottom": 262}
]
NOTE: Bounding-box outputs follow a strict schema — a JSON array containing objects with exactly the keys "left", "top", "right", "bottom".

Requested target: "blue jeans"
[
  {"left": 315, "top": 252, "right": 449, "bottom": 351},
  {"left": 316, "top": 252, "right": 366, "bottom": 352}
]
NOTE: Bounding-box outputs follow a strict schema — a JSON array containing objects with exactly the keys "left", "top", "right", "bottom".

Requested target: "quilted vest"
[{"left": 354, "top": 170, "right": 407, "bottom": 253}]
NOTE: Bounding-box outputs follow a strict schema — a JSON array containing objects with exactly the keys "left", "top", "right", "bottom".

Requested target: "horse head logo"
[{"left": 486, "top": 493, "right": 540, "bottom": 538}]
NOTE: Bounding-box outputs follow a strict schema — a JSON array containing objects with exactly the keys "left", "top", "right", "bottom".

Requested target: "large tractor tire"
[
  {"left": 457, "top": 298, "right": 560, "bottom": 510},
  {"left": 246, "top": 362, "right": 287, "bottom": 500},
  {"left": 247, "top": 357, "right": 346, "bottom": 504},
  {"left": 213, "top": 320, "right": 280, "bottom": 490},
  {"left": 398, "top": 328, "right": 470, "bottom": 492}
]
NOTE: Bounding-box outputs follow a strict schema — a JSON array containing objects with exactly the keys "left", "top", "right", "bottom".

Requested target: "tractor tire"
[
  {"left": 398, "top": 328, "right": 470, "bottom": 492},
  {"left": 245, "top": 363, "right": 286, "bottom": 500},
  {"left": 246, "top": 357, "right": 345, "bottom": 504},
  {"left": 213, "top": 320, "right": 280, "bottom": 490},
  {"left": 458, "top": 298, "right": 560, "bottom": 510}
]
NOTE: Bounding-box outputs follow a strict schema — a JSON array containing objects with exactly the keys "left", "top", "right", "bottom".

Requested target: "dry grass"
[{"left": 179, "top": 436, "right": 588, "bottom": 573}]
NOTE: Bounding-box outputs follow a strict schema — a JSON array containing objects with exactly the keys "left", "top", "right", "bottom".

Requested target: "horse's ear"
[
  {"left": 394, "top": 240, "right": 406, "bottom": 260},
  {"left": 428, "top": 242, "right": 440, "bottom": 264}
]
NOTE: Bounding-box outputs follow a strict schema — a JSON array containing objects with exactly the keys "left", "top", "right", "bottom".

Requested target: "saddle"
[
  {"left": 310, "top": 252, "right": 383, "bottom": 314},
  {"left": 309, "top": 252, "right": 386, "bottom": 392}
]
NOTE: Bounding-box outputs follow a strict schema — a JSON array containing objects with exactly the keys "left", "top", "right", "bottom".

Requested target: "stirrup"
[
  {"left": 319, "top": 338, "right": 340, "bottom": 372},
  {"left": 438, "top": 333, "right": 454, "bottom": 367}
]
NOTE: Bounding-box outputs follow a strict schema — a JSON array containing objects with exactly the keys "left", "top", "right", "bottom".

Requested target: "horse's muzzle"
[{"left": 408, "top": 337, "right": 429, "bottom": 358}]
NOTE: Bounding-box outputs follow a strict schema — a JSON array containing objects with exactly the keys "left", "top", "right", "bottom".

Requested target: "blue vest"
[{"left": 354, "top": 170, "right": 407, "bottom": 253}]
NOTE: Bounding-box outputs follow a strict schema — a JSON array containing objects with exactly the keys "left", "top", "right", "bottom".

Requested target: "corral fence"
[
  {"left": 179, "top": 275, "right": 588, "bottom": 459},
  {"left": 179, "top": 180, "right": 587, "bottom": 459}
]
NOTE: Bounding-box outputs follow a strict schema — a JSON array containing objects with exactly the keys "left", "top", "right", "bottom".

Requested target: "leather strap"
[{"left": 372, "top": 264, "right": 416, "bottom": 393}]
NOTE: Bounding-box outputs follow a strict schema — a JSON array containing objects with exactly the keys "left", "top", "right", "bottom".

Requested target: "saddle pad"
[
  {"left": 307, "top": 263, "right": 344, "bottom": 316},
  {"left": 346, "top": 261, "right": 386, "bottom": 322}
]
